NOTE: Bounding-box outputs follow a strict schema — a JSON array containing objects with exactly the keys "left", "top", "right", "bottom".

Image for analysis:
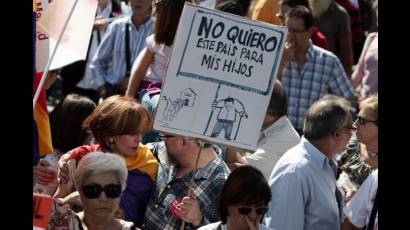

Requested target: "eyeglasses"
[
  {"left": 238, "top": 206, "right": 268, "bottom": 215},
  {"left": 159, "top": 134, "right": 175, "bottom": 141},
  {"left": 355, "top": 116, "right": 377, "bottom": 125},
  {"left": 81, "top": 183, "right": 122, "bottom": 199}
]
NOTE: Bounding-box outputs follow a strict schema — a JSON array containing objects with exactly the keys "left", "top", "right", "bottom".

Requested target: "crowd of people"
[{"left": 34, "top": 0, "right": 378, "bottom": 229}]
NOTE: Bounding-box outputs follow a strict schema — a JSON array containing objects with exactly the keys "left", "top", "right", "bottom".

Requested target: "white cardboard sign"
[{"left": 153, "top": 3, "right": 287, "bottom": 151}]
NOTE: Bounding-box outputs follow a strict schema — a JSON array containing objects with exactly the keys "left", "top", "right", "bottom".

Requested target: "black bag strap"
[
  {"left": 366, "top": 186, "right": 379, "bottom": 230},
  {"left": 125, "top": 22, "right": 131, "bottom": 77}
]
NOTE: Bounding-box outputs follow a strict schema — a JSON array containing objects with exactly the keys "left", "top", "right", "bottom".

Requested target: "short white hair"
[{"left": 74, "top": 152, "right": 128, "bottom": 191}]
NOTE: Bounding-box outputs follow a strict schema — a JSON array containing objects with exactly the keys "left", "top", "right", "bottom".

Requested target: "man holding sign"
[{"left": 143, "top": 137, "right": 230, "bottom": 229}]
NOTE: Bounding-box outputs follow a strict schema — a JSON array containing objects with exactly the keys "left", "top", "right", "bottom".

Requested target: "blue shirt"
[
  {"left": 90, "top": 16, "right": 153, "bottom": 87},
  {"left": 281, "top": 42, "right": 354, "bottom": 130},
  {"left": 264, "top": 137, "right": 343, "bottom": 230}
]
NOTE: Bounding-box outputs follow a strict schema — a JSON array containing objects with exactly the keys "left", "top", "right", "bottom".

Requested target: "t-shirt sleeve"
[
  {"left": 344, "top": 170, "right": 378, "bottom": 228},
  {"left": 145, "top": 34, "right": 157, "bottom": 53}
]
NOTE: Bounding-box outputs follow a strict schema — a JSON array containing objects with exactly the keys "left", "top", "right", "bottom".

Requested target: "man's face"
[
  {"left": 129, "top": 0, "right": 152, "bottom": 17},
  {"left": 285, "top": 17, "right": 311, "bottom": 52},
  {"left": 164, "top": 136, "right": 183, "bottom": 158}
]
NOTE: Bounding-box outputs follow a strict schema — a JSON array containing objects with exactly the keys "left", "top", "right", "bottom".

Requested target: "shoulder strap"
[
  {"left": 366, "top": 186, "right": 379, "bottom": 230},
  {"left": 125, "top": 22, "right": 131, "bottom": 76}
]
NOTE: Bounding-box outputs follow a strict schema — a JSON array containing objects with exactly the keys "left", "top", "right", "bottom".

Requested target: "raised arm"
[{"left": 125, "top": 47, "right": 154, "bottom": 98}]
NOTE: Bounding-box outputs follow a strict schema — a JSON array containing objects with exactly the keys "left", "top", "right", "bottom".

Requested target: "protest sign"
[
  {"left": 153, "top": 3, "right": 287, "bottom": 150},
  {"left": 33, "top": 193, "right": 53, "bottom": 230}
]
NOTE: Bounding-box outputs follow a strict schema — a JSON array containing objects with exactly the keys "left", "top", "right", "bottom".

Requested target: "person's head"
[
  {"left": 285, "top": 6, "right": 313, "bottom": 52},
  {"left": 162, "top": 135, "right": 210, "bottom": 159},
  {"left": 353, "top": 95, "right": 378, "bottom": 151},
  {"left": 74, "top": 152, "right": 128, "bottom": 221},
  {"left": 153, "top": 0, "right": 192, "bottom": 46},
  {"left": 321, "top": 94, "right": 356, "bottom": 120},
  {"left": 278, "top": 0, "right": 310, "bottom": 24},
  {"left": 218, "top": 165, "right": 271, "bottom": 230},
  {"left": 308, "top": 0, "right": 333, "bottom": 18},
  {"left": 50, "top": 94, "right": 96, "bottom": 153},
  {"left": 303, "top": 96, "right": 354, "bottom": 151},
  {"left": 215, "top": 0, "right": 246, "bottom": 17},
  {"left": 265, "top": 80, "right": 288, "bottom": 119},
  {"left": 83, "top": 95, "right": 152, "bottom": 157},
  {"left": 129, "top": 0, "right": 152, "bottom": 18}
]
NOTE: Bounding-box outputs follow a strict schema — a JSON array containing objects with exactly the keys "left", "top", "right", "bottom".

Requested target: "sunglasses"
[
  {"left": 356, "top": 116, "right": 377, "bottom": 125},
  {"left": 81, "top": 183, "right": 122, "bottom": 199},
  {"left": 238, "top": 206, "right": 268, "bottom": 215}
]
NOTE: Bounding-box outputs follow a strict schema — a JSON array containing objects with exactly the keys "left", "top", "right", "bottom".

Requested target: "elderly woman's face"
[
  {"left": 353, "top": 107, "right": 378, "bottom": 149},
  {"left": 226, "top": 203, "right": 268, "bottom": 230},
  {"left": 80, "top": 172, "right": 122, "bottom": 219}
]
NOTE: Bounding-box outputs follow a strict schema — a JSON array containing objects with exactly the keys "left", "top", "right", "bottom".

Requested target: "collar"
[
  {"left": 127, "top": 15, "right": 153, "bottom": 30},
  {"left": 194, "top": 145, "right": 223, "bottom": 180},
  {"left": 300, "top": 136, "right": 329, "bottom": 170},
  {"left": 259, "top": 116, "right": 288, "bottom": 144},
  {"left": 306, "top": 40, "right": 315, "bottom": 60}
]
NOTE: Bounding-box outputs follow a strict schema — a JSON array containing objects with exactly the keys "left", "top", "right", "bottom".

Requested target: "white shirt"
[
  {"left": 344, "top": 170, "right": 378, "bottom": 229},
  {"left": 143, "top": 34, "right": 172, "bottom": 83},
  {"left": 244, "top": 116, "right": 300, "bottom": 180}
]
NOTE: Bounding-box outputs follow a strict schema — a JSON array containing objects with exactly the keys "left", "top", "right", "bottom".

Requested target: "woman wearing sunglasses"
[
  {"left": 48, "top": 152, "right": 136, "bottom": 229},
  {"left": 54, "top": 95, "right": 158, "bottom": 228},
  {"left": 198, "top": 165, "right": 273, "bottom": 230},
  {"left": 342, "top": 94, "right": 378, "bottom": 230}
]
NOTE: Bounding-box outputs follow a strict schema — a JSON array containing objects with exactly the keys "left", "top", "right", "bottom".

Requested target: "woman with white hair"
[{"left": 48, "top": 152, "right": 136, "bottom": 229}]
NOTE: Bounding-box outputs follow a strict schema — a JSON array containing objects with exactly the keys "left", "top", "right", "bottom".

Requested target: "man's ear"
[{"left": 307, "top": 27, "right": 313, "bottom": 37}]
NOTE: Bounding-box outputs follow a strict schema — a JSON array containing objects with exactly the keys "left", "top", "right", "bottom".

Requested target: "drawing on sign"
[
  {"left": 161, "top": 88, "right": 197, "bottom": 121},
  {"left": 203, "top": 83, "right": 248, "bottom": 140}
]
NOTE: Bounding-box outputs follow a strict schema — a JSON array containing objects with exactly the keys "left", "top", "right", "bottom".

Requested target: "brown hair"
[
  {"left": 154, "top": 0, "right": 192, "bottom": 46},
  {"left": 359, "top": 94, "right": 378, "bottom": 125},
  {"left": 218, "top": 165, "right": 271, "bottom": 224},
  {"left": 83, "top": 95, "right": 152, "bottom": 149},
  {"left": 50, "top": 94, "right": 96, "bottom": 153}
]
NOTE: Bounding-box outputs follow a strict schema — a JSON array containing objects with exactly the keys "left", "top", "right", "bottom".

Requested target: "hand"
[
  {"left": 211, "top": 101, "right": 217, "bottom": 109},
  {"left": 58, "top": 154, "right": 70, "bottom": 184},
  {"left": 36, "top": 159, "right": 57, "bottom": 185},
  {"left": 282, "top": 41, "right": 295, "bottom": 64},
  {"left": 245, "top": 216, "right": 259, "bottom": 230},
  {"left": 180, "top": 196, "right": 203, "bottom": 227},
  {"left": 94, "top": 17, "right": 109, "bottom": 31}
]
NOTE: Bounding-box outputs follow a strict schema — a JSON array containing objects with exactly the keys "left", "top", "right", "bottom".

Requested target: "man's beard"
[{"left": 309, "top": 0, "right": 333, "bottom": 18}]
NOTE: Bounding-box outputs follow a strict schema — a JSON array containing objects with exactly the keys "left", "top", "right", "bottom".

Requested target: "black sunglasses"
[
  {"left": 238, "top": 206, "right": 268, "bottom": 215},
  {"left": 81, "top": 183, "right": 122, "bottom": 199},
  {"left": 356, "top": 116, "right": 377, "bottom": 125}
]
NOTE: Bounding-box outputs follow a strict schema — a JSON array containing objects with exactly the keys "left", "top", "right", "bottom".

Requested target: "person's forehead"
[{"left": 285, "top": 17, "right": 305, "bottom": 29}]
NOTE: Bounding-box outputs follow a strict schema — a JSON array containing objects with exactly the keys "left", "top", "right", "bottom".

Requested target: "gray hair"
[
  {"left": 74, "top": 152, "right": 128, "bottom": 191},
  {"left": 303, "top": 97, "right": 350, "bottom": 140}
]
